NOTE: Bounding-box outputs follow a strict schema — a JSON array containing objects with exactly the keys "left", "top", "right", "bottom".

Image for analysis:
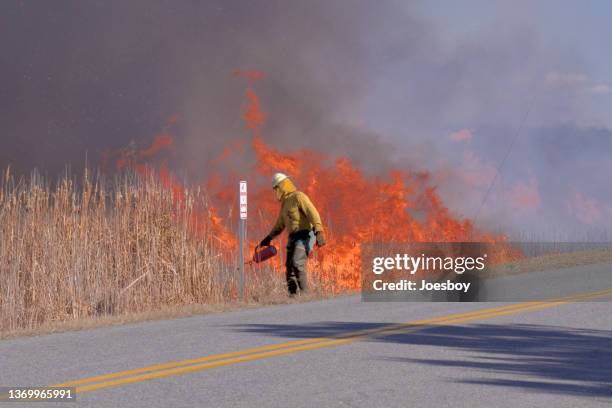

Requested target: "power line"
[{"left": 472, "top": 100, "right": 534, "bottom": 226}]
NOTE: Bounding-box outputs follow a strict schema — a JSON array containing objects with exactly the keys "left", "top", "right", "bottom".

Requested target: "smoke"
[
  {"left": 1, "top": 1, "right": 610, "bottom": 236},
  {"left": 1, "top": 0, "right": 417, "bottom": 176}
]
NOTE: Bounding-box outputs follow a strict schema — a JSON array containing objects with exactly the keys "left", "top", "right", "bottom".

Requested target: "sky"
[
  {"left": 416, "top": 0, "right": 612, "bottom": 125},
  {"left": 1, "top": 1, "right": 610, "bottom": 239},
  {"left": 362, "top": 0, "right": 612, "bottom": 237}
]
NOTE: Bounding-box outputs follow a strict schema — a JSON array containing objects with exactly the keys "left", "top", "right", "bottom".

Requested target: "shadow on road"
[{"left": 231, "top": 321, "right": 612, "bottom": 398}]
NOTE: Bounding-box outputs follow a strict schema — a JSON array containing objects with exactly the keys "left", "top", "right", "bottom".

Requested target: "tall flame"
[{"left": 112, "top": 71, "right": 511, "bottom": 292}]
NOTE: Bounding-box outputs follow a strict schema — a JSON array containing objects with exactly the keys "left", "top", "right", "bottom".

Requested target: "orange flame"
[
  {"left": 112, "top": 72, "right": 514, "bottom": 292},
  {"left": 209, "top": 73, "right": 510, "bottom": 290},
  {"left": 140, "top": 133, "right": 173, "bottom": 159}
]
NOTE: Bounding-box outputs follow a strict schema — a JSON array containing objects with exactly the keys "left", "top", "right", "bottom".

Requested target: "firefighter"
[{"left": 259, "top": 173, "right": 326, "bottom": 295}]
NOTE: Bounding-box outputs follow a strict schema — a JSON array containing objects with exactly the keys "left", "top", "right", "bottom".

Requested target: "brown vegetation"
[{"left": 0, "top": 168, "right": 331, "bottom": 336}]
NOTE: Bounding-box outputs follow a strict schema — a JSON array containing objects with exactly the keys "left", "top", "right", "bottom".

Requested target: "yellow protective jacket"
[{"left": 268, "top": 178, "right": 324, "bottom": 238}]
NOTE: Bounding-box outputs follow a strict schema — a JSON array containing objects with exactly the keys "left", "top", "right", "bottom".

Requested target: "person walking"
[{"left": 259, "top": 173, "right": 326, "bottom": 295}]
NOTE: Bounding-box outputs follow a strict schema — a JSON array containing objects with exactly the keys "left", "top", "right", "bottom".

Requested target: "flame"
[
  {"left": 111, "top": 72, "right": 515, "bottom": 292},
  {"left": 206, "top": 74, "right": 511, "bottom": 290},
  {"left": 140, "top": 133, "right": 173, "bottom": 159}
]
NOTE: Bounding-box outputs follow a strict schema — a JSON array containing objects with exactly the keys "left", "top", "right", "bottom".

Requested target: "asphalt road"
[{"left": 2, "top": 266, "right": 612, "bottom": 407}]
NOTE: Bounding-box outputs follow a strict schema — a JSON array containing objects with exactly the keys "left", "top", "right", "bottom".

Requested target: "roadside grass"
[
  {"left": 0, "top": 168, "right": 343, "bottom": 339},
  {"left": 488, "top": 246, "right": 612, "bottom": 277},
  {"left": 2, "top": 168, "right": 609, "bottom": 340},
  {"left": 0, "top": 291, "right": 350, "bottom": 341}
]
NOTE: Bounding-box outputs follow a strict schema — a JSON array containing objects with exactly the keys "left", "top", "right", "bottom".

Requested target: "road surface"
[{"left": 2, "top": 266, "right": 612, "bottom": 407}]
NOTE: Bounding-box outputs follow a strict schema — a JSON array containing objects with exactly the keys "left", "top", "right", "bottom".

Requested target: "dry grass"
[
  {"left": 0, "top": 291, "right": 349, "bottom": 341},
  {"left": 0, "top": 168, "right": 335, "bottom": 338},
  {"left": 12, "top": 166, "right": 608, "bottom": 339},
  {"left": 488, "top": 247, "right": 612, "bottom": 277}
]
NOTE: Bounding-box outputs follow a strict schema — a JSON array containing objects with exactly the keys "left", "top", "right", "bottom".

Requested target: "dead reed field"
[{"left": 0, "top": 168, "right": 303, "bottom": 335}]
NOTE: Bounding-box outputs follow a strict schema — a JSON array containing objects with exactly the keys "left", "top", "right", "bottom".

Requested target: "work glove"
[
  {"left": 260, "top": 235, "right": 272, "bottom": 247},
  {"left": 315, "top": 231, "right": 326, "bottom": 247}
]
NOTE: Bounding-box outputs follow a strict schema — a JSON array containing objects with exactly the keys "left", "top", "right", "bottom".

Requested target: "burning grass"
[
  {"left": 0, "top": 168, "right": 338, "bottom": 336},
  {"left": 1, "top": 73, "right": 513, "bottom": 337},
  {"left": 0, "top": 162, "right": 509, "bottom": 338}
]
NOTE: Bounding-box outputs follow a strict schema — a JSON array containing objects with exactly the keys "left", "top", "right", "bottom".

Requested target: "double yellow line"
[{"left": 38, "top": 288, "right": 612, "bottom": 394}]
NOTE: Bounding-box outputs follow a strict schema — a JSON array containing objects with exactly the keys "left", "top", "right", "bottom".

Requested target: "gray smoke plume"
[
  {"left": 1, "top": 0, "right": 415, "bottom": 176},
  {"left": 1, "top": 1, "right": 610, "bottom": 236}
]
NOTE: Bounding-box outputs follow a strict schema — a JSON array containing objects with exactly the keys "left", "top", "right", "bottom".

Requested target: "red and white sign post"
[{"left": 238, "top": 181, "right": 247, "bottom": 300}]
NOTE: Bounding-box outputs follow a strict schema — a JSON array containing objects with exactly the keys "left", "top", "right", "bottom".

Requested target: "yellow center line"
[
  {"left": 52, "top": 300, "right": 542, "bottom": 388},
  {"left": 49, "top": 288, "right": 612, "bottom": 394}
]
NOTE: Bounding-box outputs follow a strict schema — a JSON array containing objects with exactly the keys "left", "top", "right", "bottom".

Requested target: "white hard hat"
[{"left": 271, "top": 172, "right": 288, "bottom": 188}]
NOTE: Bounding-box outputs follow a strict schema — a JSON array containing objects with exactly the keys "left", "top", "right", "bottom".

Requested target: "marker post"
[{"left": 239, "top": 181, "right": 247, "bottom": 301}]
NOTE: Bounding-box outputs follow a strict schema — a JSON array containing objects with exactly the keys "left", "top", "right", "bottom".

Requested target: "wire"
[{"left": 472, "top": 100, "right": 534, "bottom": 226}]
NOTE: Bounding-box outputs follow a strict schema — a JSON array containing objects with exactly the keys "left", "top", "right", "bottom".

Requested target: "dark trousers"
[{"left": 286, "top": 231, "right": 312, "bottom": 294}]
